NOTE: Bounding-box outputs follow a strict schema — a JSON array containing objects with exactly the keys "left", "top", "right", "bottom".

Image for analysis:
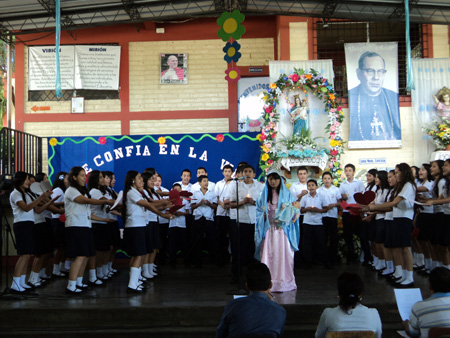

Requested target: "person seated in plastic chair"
[
  {"left": 402, "top": 267, "right": 450, "bottom": 338},
  {"left": 216, "top": 262, "right": 286, "bottom": 338},
  {"left": 315, "top": 272, "right": 382, "bottom": 338}
]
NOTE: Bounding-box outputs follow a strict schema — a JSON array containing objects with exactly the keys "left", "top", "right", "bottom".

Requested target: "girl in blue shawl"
[{"left": 255, "top": 171, "right": 300, "bottom": 292}]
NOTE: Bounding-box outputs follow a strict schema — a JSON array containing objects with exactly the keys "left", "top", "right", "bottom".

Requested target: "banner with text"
[
  {"left": 29, "top": 45, "right": 121, "bottom": 90},
  {"left": 48, "top": 132, "right": 261, "bottom": 191}
]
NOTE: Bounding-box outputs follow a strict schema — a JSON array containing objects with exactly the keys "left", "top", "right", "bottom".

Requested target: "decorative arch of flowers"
[{"left": 257, "top": 68, "right": 346, "bottom": 185}]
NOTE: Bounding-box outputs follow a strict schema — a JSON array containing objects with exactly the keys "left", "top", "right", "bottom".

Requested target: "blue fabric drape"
[
  {"left": 254, "top": 177, "right": 300, "bottom": 260},
  {"left": 55, "top": 0, "right": 62, "bottom": 98}
]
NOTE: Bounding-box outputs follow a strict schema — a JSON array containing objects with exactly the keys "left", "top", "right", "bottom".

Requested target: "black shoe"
[
  {"left": 88, "top": 279, "right": 105, "bottom": 287},
  {"left": 65, "top": 288, "right": 83, "bottom": 295},
  {"left": 413, "top": 265, "right": 425, "bottom": 271},
  {"left": 127, "top": 287, "right": 144, "bottom": 294},
  {"left": 52, "top": 272, "right": 67, "bottom": 278},
  {"left": 27, "top": 281, "right": 43, "bottom": 288},
  {"left": 389, "top": 275, "right": 402, "bottom": 283},
  {"left": 9, "top": 288, "right": 26, "bottom": 295},
  {"left": 397, "top": 282, "right": 415, "bottom": 288}
]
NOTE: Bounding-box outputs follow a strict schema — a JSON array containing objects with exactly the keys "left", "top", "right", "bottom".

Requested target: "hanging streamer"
[
  {"left": 55, "top": 0, "right": 62, "bottom": 98},
  {"left": 405, "top": 0, "right": 415, "bottom": 91}
]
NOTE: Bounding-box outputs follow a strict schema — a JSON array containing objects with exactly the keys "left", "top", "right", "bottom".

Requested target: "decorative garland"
[
  {"left": 257, "top": 68, "right": 345, "bottom": 186},
  {"left": 48, "top": 133, "right": 257, "bottom": 182}
]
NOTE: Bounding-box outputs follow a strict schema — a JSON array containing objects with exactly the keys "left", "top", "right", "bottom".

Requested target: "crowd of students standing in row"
[{"left": 7, "top": 157, "right": 450, "bottom": 294}]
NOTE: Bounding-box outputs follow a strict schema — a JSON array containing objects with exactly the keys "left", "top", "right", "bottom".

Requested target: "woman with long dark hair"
[
  {"left": 9, "top": 172, "right": 53, "bottom": 293},
  {"left": 255, "top": 170, "right": 300, "bottom": 292},
  {"left": 51, "top": 172, "right": 69, "bottom": 277},
  {"left": 64, "top": 167, "right": 114, "bottom": 294},
  {"left": 315, "top": 272, "right": 382, "bottom": 338},
  {"left": 121, "top": 170, "right": 172, "bottom": 293},
  {"left": 414, "top": 164, "right": 434, "bottom": 273},
  {"left": 365, "top": 163, "right": 417, "bottom": 287},
  {"left": 103, "top": 171, "right": 121, "bottom": 275}
]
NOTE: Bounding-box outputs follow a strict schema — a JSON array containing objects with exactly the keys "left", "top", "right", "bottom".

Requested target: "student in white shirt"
[
  {"left": 426, "top": 159, "right": 450, "bottom": 271},
  {"left": 318, "top": 172, "right": 342, "bottom": 266},
  {"left": 340, "top": 163, "right": 365, "bottom": 264},
  {"left": 414, "top": 164, "right": 434, "bottom": 272},
  {"left": 368, "top": 170, "right": 389, "bottom": 272},
  {"left": 300, "top": 179, "right": 330, "bottom": 270},
  {"left": 215, "top": 164, "right": 233, "bottom": 266},
  {"left": 64, "top": 167, "right": 114, "bottom": 294},
  {"left": 121, "top": 170, "right": 172, "bottom": 293},
  {"left": 155, "top": 173, "right": 170, "bottom": 265},
  {"left": 9, "top": 171, "right": 53, "bottom": 293},
  {"left": 362, "top": 169, "right": 378, "bottom": 267},
  {"left": 87, "top": 170, "right": 114, "bottom": 283},
  {"left": 191, "top": 175, "right": 218, "bottom": 267},
  {"left": 50, "top": 172, "right": 69, "bottom": 278},
  {"left": 103, "top": 171, "right": 121, "bottom": 275},
  {"left": 315, "top": 272, "right": 382, "bottom": 338},
  {"left": 142, "top": 169, "right": 168, "bottom": 279},
  {"left": 365, "top": 163, "right": 417, "bottom": 287},
  {"left": 227, "top": 164, "right": 263, "bottom": 283},
  {"left": 168, "top": 183, "right": 190, "bottom": 267},
  {"left": 289, "top": 166, "right": 309, "bottom": 268},
  {"left": 191, "top": 167, "right": 216, "bottom": 193}
]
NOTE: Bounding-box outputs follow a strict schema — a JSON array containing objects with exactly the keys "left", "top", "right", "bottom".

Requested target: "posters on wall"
[
  {"left": 160, "top": 53, "right": 188, "bottom": 84},
  {"left": 28, "top": 45, "right": 121, "bottom": 90},
  {"left": 48, "top": 132, "right": 261, "bottom": 191},
  {"left": 345, "top": 42, "right": 402, "bottom": 149}
]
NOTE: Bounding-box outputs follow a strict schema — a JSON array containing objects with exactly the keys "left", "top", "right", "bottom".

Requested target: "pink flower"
[
  {"left": 271, "top": 133, "right": 276, "bottom": 138},
  {"left": 335, "top": 122, "right": 340, "bottom": 127},
  {"left": 330, "top": 126, "right": 336, "bottom": 132},
  {"left": 273, "top": 126, "right": 278, "bottom": 132},
  {"left": 290, "top": 74, "right": 299, "bottom": 82},
  {"left": 270, "top": 113, "right": 275, "bottom": 117},
  {"left": 330, "top": 108, "right": 336, "bottom": 113},
  {"left": 330, "top": 133, "right": 336, "bottom": 140},
  {"left": 98, "top": 137, "right": 107, "bottom": 145},
  {"left": 265, "top": 106, "right": 273, "bottom": 113},
  {"left": 260, "top": 134, "right": 267, "bottom": 140},
  {"left": 329, "top": 163, "right": 333, "bottom": 168},
  {"left": 216, "top": 134, "right": 225, "bottom": 142},
  {"left": 267, "top": 159, "right": 273, "bottom": 165},
  {"left": 268, "top": 122, "right": 275, "bottom": 128},
  {"left": 265, "top": 168, "right": 269, "bottom": 173},
  {"left": 266, "top": 143, "right": 272, "bottom": 148}
]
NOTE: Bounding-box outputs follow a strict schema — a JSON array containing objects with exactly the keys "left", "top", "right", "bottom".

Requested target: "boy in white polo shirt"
[
  {"left": 168, "top": 183, "right": 190, "bottom": 267},
  {"left": 339, "top": 163, "right": 365, "bottom": 264},
  {"left": 191, "top": 175, "right": 218, "bottom": 267},
  {"left": 300, "top": 179, "right": 330, "bottom": 270}
]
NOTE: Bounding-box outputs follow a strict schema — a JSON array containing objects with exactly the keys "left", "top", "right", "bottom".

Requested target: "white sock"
[
  {"left": 401, "top": 270, "right": 414, "bottom": 284},
  {"left": 128, "top": 267, "right": 140, "bottom": 289},
  {"left": 413, "top": 252, "right": 418, "bottom": 264},
  {"left": 59, "top": 262, "right": 66, "bottom": 272},
  {"left": 376, "top": 259, "right": 386, "bottom": 270},
  {"left": 11, "top": 277, "right": 25, "bottom": 291},
  {"left": 149, "top": 263, "right": 157, "bottom": 275},
  {"left": 431, "top": 260, "right": 437, "bottom": 270},
  {"left": 20, "top": 275, "right": 31, "bottom": 289},
  {"left": 425, "top": 258, "right": 432, "bottom": 270},
  {"left": 76, "top": 277, "right": 84, "bottom": 287},
  {"left": 53, "top": 263, "right": 60, "bottom": 275},
  {"left": 373, "top": 256, "right": 379, "bottom": 266},
  {"left": 437, "top": 261, "right": 443, "bottom": 267},
  {"left": 142, "top": 264, "right": 150, "bottom": 278},
  {"left": 89, "top": 269, "right": 97, "bottom": 282},
  {"left": 39, "top": 268, "right": 47, "bottom": 278},
  {"left": 397, "top": 269, "right": 407, "bottom": 284},
  {"left": 67, "top": 280, "right": 77, "bottom": 291},
  {"left": 29, "top": 271, "right": 39, "bottom": 284},
  {"left": 443, "top": 264, "right": 450, "bottom": 270},
  {"left": 394, "top": 265, "right": 403, "bottom": 278},
  {"left": 107, "top": 262, "right": 113, "bottom": 271},
  {"left": 417, "top": 253, "right": 425, "bottom": 266},
  {"left": 102, "top": 265, "right": 109, "bottom": 276},
  {"left": 96, "top": 267, "right": 104, "bottom": 279},
  {"left": 65, "top": 260, "right": 72, "bottom": 271}
]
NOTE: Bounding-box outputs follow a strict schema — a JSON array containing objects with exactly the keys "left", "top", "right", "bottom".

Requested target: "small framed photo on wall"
[{"left": 160, "top": 53, "right": 188, "bottom": 84}]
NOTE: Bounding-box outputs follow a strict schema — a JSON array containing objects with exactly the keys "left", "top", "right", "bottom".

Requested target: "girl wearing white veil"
[{"left": 255, "top": 170, "right": 300, "bottom": 292}]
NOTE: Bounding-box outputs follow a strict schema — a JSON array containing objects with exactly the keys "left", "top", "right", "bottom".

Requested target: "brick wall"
[
  {"left": 130, "top": 118, "right": 229, "bottom": 135},
  {"left": 432, "top": 25, "right": 450, "bottom": 58},
  {"left": 289, "top": 22, "right": 309, "bottom": 61},
  {"left": 129, "top": 38, "right": 274, "bottom": 112}
]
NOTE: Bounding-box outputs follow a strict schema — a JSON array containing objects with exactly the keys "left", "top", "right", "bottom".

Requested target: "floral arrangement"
[
  {"left": 423, "top": 117, "right": 450, "bottom": 150},
  {"left": 257, "top": 68, "right": 345, "bottom": 184}
]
